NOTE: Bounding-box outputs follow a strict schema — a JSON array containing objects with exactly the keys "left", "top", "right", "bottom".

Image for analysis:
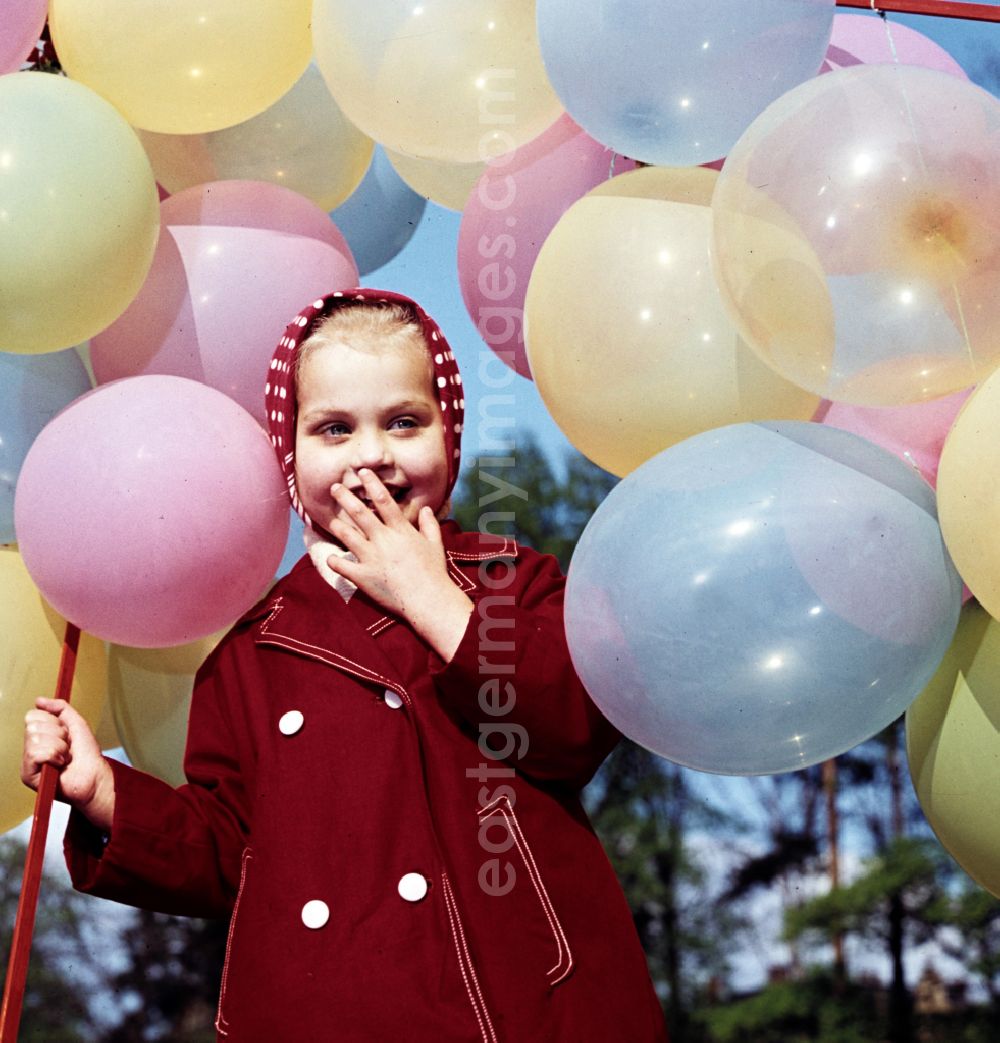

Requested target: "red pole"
[
  {"left": 836, "top": 0, "right": 1000, "bottom": 22},
  {"left": 0, "top": 622, "right": 82, "bottom": 1043}
]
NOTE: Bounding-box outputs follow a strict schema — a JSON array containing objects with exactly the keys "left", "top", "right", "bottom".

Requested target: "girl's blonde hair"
[{"left": 295, "top": 301, "right": 430, "bottom": 388}]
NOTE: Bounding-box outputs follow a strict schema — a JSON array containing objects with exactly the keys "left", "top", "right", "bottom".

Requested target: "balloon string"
[{"left": 0, "top": 622, "right": 81, "bottom": 1043}]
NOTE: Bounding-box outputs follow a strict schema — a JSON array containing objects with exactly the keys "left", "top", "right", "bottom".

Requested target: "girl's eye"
[
  {"left": 321, "top": 422, "right": 350, "bottom": 437},
  {"left": 390, "top": 417, "right": 418, "bottom": 431}
]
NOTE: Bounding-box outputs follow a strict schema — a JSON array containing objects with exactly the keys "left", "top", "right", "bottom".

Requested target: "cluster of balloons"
[{"left": 2, "top": 0, "right": 999, "bottom": 902}]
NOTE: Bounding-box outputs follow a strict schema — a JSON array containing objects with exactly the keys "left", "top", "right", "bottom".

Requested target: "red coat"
[{"left": 66, "top": 523, "right": 668, "bottom": 1042}]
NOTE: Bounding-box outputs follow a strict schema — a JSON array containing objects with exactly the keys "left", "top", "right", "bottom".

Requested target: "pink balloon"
[
  {"left": 14, "top": 376, "right": 289, "bottom": 647},
  {"left": 458, "top": 115, "right": 637, "bottom": 379},
  {"left": 0, "top": 0, "right": 47, "bottom": 74},
  {"left": 90, "top": 180, "right": 358, "bottom": 425},
  {"left": 816, "top": 387, "right": 972, "bottom": 488},
  {"left": 820, "top": 13, "right": 968, "bottom": 79}
]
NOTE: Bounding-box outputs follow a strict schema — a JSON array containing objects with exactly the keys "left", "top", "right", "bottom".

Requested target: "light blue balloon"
[
  {"left": 330, "top": 146, "right": 427, "bottom": 276},
  {"left": 537, "top": 0, "right": 835, "bottom": 166},
  {"left": 1, "top": 348, "right": 93, "bottom": 543},
  {"left": 565, "top": 421, "right": 962, "bottom": 776}
]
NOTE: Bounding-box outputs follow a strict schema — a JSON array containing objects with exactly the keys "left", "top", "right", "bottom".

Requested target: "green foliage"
[
  {"left": 696, "top": 969, "right": 881, "bottom": 1043},
  {"left": 0, "top": 836, "right": 99, "bottom": 1041},
  {"left": 784, "top": 835, "right": 946, "bottom": 947}
]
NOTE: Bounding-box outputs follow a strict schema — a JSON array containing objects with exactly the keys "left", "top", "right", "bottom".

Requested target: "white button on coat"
[
  {"left": 278, "top": 710, "right": 304, "bottom": 735},
  {"left": 398, "top": 872, "right": 429, "bottom": 902},
  {"left": 301, "top": 900, "right": 329, "bottom": 929},
  {"left": 383, "top": 689, "right": 404, "bottom": 710}
]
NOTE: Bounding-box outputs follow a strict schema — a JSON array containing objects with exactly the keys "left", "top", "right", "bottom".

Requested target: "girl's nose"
[{"left": 352, "top": 430, "right": 391, "bottom": 471}]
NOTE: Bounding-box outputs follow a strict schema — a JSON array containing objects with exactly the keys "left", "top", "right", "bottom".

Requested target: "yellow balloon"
[
  {"left": 0, "top": 547, "right": 107, "bottom": 835},
  {"left": 0, "top": 73, "right": 159, "bottom": 355},
  {"left": 384, "top": 148, "right": 485, "bottom": 212},
  {"left": 907, "top": 601, "right": 1000, "bottom": 897},
  {"left": 523, "top": 166, "right": 820, "bottom": 477},
  {"left": 313, "top": 0, "right": 562, "bottom": 163},
  {"left": 713, "top": 65, "right": 1000, "bottom": 406},
  {"left": 138, "top": 64, "right": 373, "bottom": 211},
  {"left": 49, "top": 0, "right": 311, "bottom": 134},
  {"left": 108, "top": 634, "right": 223, "bottom": 787},
  {"left": 937, "top": 371, "right": 1000, "bottom": 618}
]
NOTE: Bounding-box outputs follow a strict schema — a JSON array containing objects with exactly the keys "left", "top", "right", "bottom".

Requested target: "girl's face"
[{"left": 293, "top": 336, "right": 450, "bottom": 533}]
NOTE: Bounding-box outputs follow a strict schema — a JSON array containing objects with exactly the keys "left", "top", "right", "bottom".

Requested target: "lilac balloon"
[
  {"left": 14, "top": 376, "right": 289, "bottom": 647},
  {"left": 90, "top": 180, "right": 358, "bottom": 425},
  {"left": 458, "top": 114, "right": 636, "bottom": 379},
  {"left": 821, "top": 13, "right": 968, "bottom": 78},
  {"left": 0, "top": 0, "right": 47, "bottom": 75}
]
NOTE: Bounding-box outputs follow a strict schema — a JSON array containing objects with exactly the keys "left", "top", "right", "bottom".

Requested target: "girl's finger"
[
  {"left": 331, "top": 482, "right": 379, "bottom": 536},
  {"left": 417, "top": 506, "right": 442, "bottom": 546},
  {"left": 358, "top": 469, "right": 405, "bottom": 526}
]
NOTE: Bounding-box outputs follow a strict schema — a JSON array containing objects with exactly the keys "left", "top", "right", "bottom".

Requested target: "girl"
[{"left": 23, "top": 289, "right": 668, "bottom": 1042}]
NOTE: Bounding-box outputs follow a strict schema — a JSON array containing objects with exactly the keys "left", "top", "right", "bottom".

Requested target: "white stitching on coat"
[
  {"left": 215, "top": 847, "right": 254, "bottom": 1035},
  {"left": 478, "top": 795, "right": 574, "bottom": 986},
  {"left": 441, "top": 872, "right": 498, "bottom": 1043}
]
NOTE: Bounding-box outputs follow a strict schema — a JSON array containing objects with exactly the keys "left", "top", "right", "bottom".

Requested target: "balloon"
[
  {"left": 0, "top": 72, "right": 160, "bottom": 354},
  {"left": 713, "top": 65, "right": 1000, "bottom": 405},
  {"left": 137, "top": 63, "right": 373, "bottom": 211},
  {"left": 458, "top": 114, "right": 637, "bottom": 379},
  {"left": 108, "top": 634, "right": 224, "bottom": 787},
  {"left": 0, "top": 0, "right": 47, "bottom": 74},
  {"left": 523, "top": 167, "right": 819, "bottom": 477},
  {"left": 0, "top": 547, "right": 107, "bottom": 834},
  {"left": 822, "top": 13, "right": 968, "bottom": 79},
  {"left": 536, "top": 0, "right": 834, "bottom": 167},
  {"left": 312, "top": 0, "right": 561, "bottom": 163},
  {"left": 937, "top": 369, "right": 1000, "bottom": 619},
  {"left": 818, "top": 388, "right": 971, "bottom": 489},
  {"left": 564, "top": 421, "right": 962, "bottom": 775},
  {"left": 329, "top": 147, "right": 426, "bottom": 276},
  {"left": 14, "top": 376, "right": 289, "bottom": 647},
  {"left": 48, "top": 0, "right": 311, "bottom": 134},
  {"left": 907, "top": 601, "right": 1000, "bottom": 898},
  {"left": 384, "top": 148, "right": 484, "bottom": 213},
  {"left": 0, "top": 349, "right": 94, "bottom": 542},
  {"left": 88, "top": 180, "right": 358, "bottom": 425}
]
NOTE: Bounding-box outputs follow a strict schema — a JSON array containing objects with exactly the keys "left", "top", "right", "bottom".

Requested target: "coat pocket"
[
  {"left": 215, "top": 846, "right": 254, "bottom": 1037},
  {"left": 476, "top": 794, "right": 574, "bottom": 987}
]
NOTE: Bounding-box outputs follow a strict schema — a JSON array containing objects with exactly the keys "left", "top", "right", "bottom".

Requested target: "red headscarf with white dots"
[{"left": 265, "top": 288, "right": 465, "bottom": 531}]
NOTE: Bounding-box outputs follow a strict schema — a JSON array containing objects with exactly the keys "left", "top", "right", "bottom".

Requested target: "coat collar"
[{"left": 240, "top": 522, "right": 518, "bottom": 695}]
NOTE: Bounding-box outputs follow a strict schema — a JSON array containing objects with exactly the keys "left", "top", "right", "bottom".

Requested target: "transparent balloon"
[
  {"left": 0, "top": 547, "right": 107, "bottom": 834},
  {"left": 384, "top": 148, "right": 485, "bottom": 213},
  {"left": 330, "top": 147, "right": 427, "bottom": 276},
  {"left": 109, "top": 634, "right": 224, "bottom": 787},
  {"left": 0, "top": 73, "right": 160, "bottom": 354},
  {"left": 713, "top": 64, "right": 1000, "bottom": 405},
  {"left": 49, "top": 0, "right": 311, "bottom": 133},
  {"left": 14, "top": 376, "right": 289, "bottom": 648},
  {"left": 524, "top": 167, "right": 819, "bottom": 477},
  {"left": 536, "top": 0, "right": 834, "bottom": 166},
  {"left": 458, "top": 114, "right": 637, "bottom": 379},
  {"left": 937, "top": 369, "right": 1000, "bottom": 619},
  {"left": 137, "top": 63, "right": 373, "bottom": 211},
  {"left": 89, "top": 180, "right": 358, "bottom": 425},
  {"left": 564, "top": 421, "right": 962, "bottom": 775},
  {"left": 312, "top": 0, "right": 561, "bottom": 162},
  {"left": 0, "top": 349, "right": 94, "bottom": 542},
  {"left": 907, "top": 601, "right": 1000, "bottom": 898},
  {"left": 0, "top": 0, "right": 47, "bottom": 74}
]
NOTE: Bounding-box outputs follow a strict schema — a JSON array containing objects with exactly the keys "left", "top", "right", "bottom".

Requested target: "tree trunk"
[
  {"left": 822, "top": 758, "right": 846, "bottom": 987},
  {"left": 886, "top": 722, "right": 913, "bottom": 1043}
]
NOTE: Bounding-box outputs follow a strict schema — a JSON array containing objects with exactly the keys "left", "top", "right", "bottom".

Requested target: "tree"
[
  {"left": 0, "top": 836, "right": 101, "bottom": 1041},
  {"left": 102, "top": 910, "right": 227, "bottom": 1042}
]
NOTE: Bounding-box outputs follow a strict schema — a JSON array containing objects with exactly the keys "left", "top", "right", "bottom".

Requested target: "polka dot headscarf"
[{"left": 265, "top": 288, "right": 465, "bottom": 531}]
